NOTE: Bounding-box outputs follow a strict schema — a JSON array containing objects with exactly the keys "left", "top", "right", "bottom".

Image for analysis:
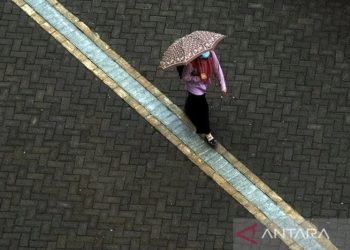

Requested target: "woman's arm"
[
  {"left": 182, "top": 63, "right": 202, "bottom": 82},
  {"left": 211, "top": 51, "right": 227, "bottom": 93}
]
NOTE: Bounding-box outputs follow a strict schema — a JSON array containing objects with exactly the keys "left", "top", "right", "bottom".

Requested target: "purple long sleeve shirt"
[{"left": 182, "top": 51, "right": 226, "bottom": 95}]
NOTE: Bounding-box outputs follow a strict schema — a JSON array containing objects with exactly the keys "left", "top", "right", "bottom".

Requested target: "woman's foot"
[{"left": 205, "top": 133, "right": 217, "bottom": 147}]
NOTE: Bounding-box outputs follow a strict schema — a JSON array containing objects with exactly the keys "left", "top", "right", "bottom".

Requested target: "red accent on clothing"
[{"left": 191, "top": 53, "right": 213, "bottom": 83}]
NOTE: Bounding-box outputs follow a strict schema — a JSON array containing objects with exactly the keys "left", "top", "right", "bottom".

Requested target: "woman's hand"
[
  {"left": 191, "top": 70, "right": 199, "bottom": 76},
  {"left": 221, "top": 90, "right": 227, "bottom": 97}
]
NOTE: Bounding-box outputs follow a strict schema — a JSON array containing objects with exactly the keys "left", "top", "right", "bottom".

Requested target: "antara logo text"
[{"left": 235, "top": 223, "right": 330, "bottom": 245}]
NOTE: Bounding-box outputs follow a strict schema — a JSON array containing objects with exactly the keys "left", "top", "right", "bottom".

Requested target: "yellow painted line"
[{"left": 12, "top": 0, "right": 338, "bottom": 249}]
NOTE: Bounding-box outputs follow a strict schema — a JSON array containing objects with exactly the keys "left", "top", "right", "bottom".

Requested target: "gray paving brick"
[{"left": 1, "top": 0, "right": 350, "bottom": 248}]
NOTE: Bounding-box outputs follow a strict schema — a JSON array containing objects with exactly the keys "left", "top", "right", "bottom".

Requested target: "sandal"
[{"left": 205, "top": 136, "right": 218, "bottom": 147}]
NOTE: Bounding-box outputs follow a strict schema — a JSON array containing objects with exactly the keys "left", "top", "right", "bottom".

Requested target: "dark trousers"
[{"left": 184, "top": 92, "right": 211, "bottom": 134}]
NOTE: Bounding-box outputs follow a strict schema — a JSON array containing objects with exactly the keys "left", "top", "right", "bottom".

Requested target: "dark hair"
[{"left": 176, "top": 65, "right": 184, "bottom": 79}]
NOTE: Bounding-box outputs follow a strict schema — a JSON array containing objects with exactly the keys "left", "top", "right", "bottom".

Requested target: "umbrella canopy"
[{"left": 159, "top": 31, "right": 226, "bottom": 70}]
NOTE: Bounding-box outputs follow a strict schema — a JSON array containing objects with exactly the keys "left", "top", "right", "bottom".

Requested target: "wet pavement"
[{"left": 1, "top": 0, "right": 350, "bottom": 249}]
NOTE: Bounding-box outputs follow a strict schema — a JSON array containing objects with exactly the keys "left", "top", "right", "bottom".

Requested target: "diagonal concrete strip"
[{"left": 12, "top": 0, "right": 338, "bottom": 249}]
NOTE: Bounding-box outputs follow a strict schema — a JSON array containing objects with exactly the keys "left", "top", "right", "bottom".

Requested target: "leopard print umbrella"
[{"left": 159, "top": 31, "right": 226, "bottom": 70}]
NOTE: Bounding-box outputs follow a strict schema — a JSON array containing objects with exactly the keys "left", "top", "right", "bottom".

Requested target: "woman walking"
[
  {"left": 159, "top": 31, "right": 227, "bottom": 146},
  {"left": 181, "top": 50, "right": 227, "bottom": 146}
]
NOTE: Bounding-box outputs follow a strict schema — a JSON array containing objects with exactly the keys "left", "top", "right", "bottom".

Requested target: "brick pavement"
[{"left": 1, "top": 0, "right": 350, "bottom": 249}]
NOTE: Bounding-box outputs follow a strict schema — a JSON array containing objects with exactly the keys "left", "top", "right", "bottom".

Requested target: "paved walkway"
[{"left": 1, "top": 0, "right": 350, "bottom": 249}]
